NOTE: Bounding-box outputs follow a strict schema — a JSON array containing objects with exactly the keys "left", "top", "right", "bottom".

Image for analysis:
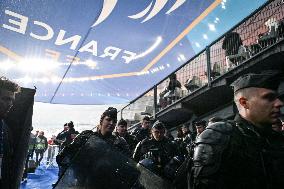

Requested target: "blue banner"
[{"left": 0, "top": 0, "right": 266, "bottom": 104}]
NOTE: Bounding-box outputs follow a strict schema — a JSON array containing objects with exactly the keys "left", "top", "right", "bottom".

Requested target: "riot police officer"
[
  {"left": 114, "top": 119, "right": 138, "bottom": 153},
  {"left": 133, "top": 120, "right": 178, "bottom": 177},
  {"left": 190, "top": 71, "right": 284, "bottom": 189},
  {"left": 131, "top": 116, "right": 151, "bottom": 142},
  {"left": 56, "top": 107, "right": 130, "bottom": 179}
]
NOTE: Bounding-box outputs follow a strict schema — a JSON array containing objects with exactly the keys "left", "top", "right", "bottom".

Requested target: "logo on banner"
[{"left": 92, "top": 0, "right": 187, "bottom": 27}]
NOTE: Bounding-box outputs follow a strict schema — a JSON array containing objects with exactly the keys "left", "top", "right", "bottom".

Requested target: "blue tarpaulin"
[{"left": 20, "top": 166, "right": 58, "bottom": 189}]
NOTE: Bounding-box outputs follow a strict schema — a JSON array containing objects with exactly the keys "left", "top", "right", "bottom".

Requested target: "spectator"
[
  {"left": 159, "top": 73, "right": 182, "bottom": 106},
  {"left": 35, "top": 131, "right": 48, "bottom": 166},
  {"left": 167, "top": 73, "right": 182, "bottom": 92},
  {"left": 222, "top": 32, "right": 249, "bottom": 68}
]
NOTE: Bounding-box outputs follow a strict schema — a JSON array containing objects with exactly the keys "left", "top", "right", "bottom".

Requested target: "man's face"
[
  {"left": 0, "top": 89, "right": 15, "bottom": 118},
  {"left": 246, "top": 88, "right": 283, "bottom": 126},
  {"left": 152, "top": 128, "right": 165, "bottom": 141},
  {"left": 64, "top": 125, "right": 68, "bottom": 131},
  {"left": 142, "top": 120, "right": 151, "bottom": 129},
  {"left": 182, "top": 127, "right": 188, "bottom": 134},
  {"left": 117, "top": 124, "right": 127, "bottom": 136},
  {"left": 196, "top": 126, "right": 205, "bottom": 135},
  {"left": 100, "top": 116, "right": 116, "bottom": 135}
]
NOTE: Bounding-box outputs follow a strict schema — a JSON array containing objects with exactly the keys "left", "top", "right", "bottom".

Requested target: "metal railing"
[{"left": 121, "top": 0, "right": 284, "bottom": 124}]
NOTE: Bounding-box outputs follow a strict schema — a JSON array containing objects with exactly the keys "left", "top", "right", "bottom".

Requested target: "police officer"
[
  {"left": 133, "top": 120, "right": 177, "bottom": 177},
  {"left": 190, "top": 71, "right": 284, "bottom": 189},
  {"left": 131, "top": 116, "right": 151, "bottom": 142},
  {"left": 180, "top": 124, "right": 194, "bottom": 157},
  {"left": 114, "top": 119, "right": 137, "bottom": 153},
  {"left": 56, "top": 107, "right": 130, "bottom": 179},
  {"left": 193, "top": 120, "right": 206, "bottom": 139}
]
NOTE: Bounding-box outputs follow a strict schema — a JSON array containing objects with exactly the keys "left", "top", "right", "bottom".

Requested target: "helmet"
[{"left": 139, "top": 158, "right": 156, "bottom": 171}]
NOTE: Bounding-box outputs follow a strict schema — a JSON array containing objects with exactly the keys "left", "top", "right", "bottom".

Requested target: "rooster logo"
[{"left": 92, "top": 0, "right": 187, "bottom": 27}]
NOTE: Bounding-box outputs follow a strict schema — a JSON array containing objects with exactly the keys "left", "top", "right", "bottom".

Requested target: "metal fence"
[{"left": 121, "top": 0, "right": 284, "bottom": 125}]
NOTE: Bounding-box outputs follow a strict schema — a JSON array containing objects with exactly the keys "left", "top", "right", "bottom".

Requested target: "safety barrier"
[{"left": 122, "top": 0, "right": 284, "bottom": 125}]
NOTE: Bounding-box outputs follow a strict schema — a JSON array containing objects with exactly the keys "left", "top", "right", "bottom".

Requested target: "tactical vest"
[{"left": 36, "top": 138, "right": 46, "bottom": 150}]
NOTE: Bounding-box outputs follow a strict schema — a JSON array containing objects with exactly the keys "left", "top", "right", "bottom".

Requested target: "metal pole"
[
  {"left": 153, "top": 86, "right": 157, "bottom": 119},
  {"left": 206, "top": 46, "right": 212, "bottom": 87}
]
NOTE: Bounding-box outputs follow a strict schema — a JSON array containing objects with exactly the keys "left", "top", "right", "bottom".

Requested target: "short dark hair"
[
  {"left": 152, "top": 120, "right": 165, "bottom": 130},
  {"left": 68, "top": 121, "right": 74, "bottom": 128},
  {"left": 142, "top": 116, "right": 150, "bottom": 122},
  {"left": 117, "top": 119, "right": 127, "bottom": 126},
  {"left": 194, "top": 120, "right": 206, "bottom": 127},
  {"left": 0, "top": 77, "right": 20, "bottom": 93}
]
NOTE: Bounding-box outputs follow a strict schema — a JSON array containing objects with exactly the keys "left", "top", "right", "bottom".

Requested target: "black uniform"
[
  {"left": 56, "top": 130, "right": 130, "bottom": 177},
  {"left": 190, "top": 114, "right": 284, "bottom": 189},
  {"left": 131, "top": 127, "right": 150, "bottom": 142},
  {"left": 54, "top": 130, "right": 68, "bottom": 151},
  {"left": 133, "top": 137, "right": 177, "bottom": 177},
  {"left": 0, "top": 120, "right": 13, "bottom": 188},
  {"left": 114, "top": 132, "right": 137, "bottom": 153}
]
